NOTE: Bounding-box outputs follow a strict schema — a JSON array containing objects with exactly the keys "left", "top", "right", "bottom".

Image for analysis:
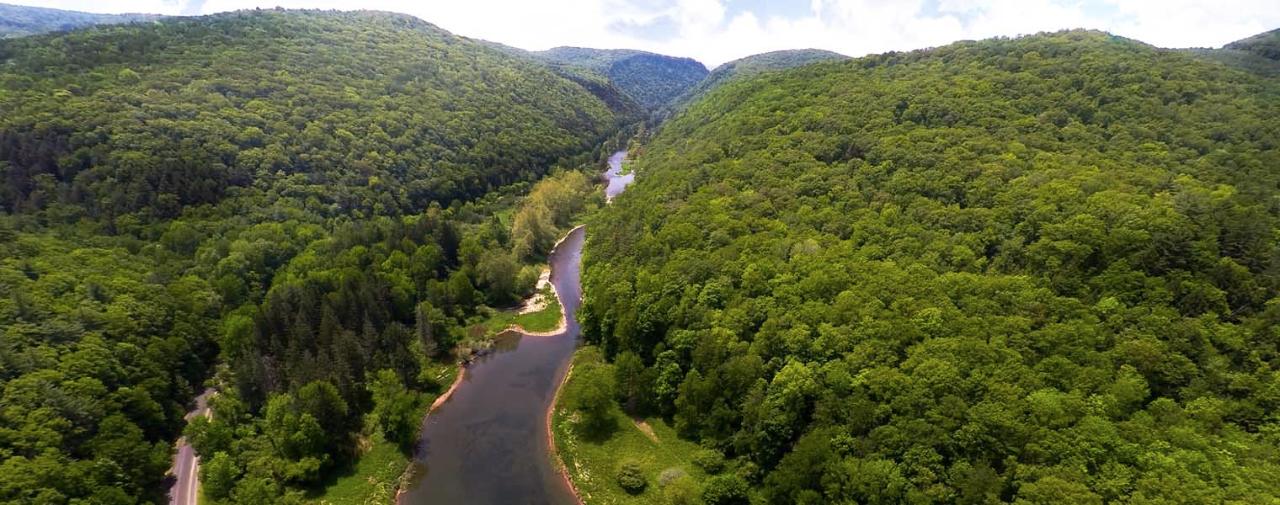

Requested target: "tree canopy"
[
  {"left": 536, "top": 47, "right": 710, "bottom": 111},
  {"left": 0, "top": 3, "right": 160, "bottom": 39},
  {"left": 1225, "top": 28, "right": 1280, "bottom": 61},
  {"left": 581, "top": 30, "right": 1280, "bottom": 503},
  {"left": 0, "top": 9, "right": 622, "bottom": 504},
  {"left": 662, "top": 49, "right": 849, "bottom": 118},
  {"left": 0, "top": 9, "right": 617, "bottom": 222}
]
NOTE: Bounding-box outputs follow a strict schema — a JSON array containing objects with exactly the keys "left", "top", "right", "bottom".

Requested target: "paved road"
[{"left": 169, "top": 390, "right": 213, "bottom": 505}]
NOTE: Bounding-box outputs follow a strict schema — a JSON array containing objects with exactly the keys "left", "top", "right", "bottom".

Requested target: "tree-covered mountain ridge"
[
  {"left": 579, "top": 28, "right": 1280, "bottom": 504},
  {"left": 658, "top": 48, "right": 850, "bottom": 121},
  {"left": 0, "top": 9, "right": 619, "bottom": 223},
  {"left": 1186, "top": 28, "right": 1280, "bottom": 77},
  {"left": 535, "top": 46, "right": 710, "bottom": 111},
  {"left": 0, "top": 9, "right": 625, "bottom": 504},
  {"left": 1225, "top": 27, "right": 1280, "bottom": 61},
  {"left": 0, "top": 2, "right": 162, "bottom": 39}
]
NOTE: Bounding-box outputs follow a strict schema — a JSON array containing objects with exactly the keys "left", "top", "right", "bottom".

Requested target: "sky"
[{"left": 13, "top": 0, "right": 1280, "bottom": 66}]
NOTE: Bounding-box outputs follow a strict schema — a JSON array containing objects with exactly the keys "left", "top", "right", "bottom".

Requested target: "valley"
[
  {"left": 0, "top": 3, "right": 1278, "bottom": 505},
  {"left": 399, "top": 151, "right": 634, "bottom": 505}
]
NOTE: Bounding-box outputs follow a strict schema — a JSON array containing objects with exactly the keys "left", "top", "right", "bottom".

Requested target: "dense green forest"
[
  {"left": 1225, "top": 28, "right": 1280, "bottom": 61},
  {"left": 6, "top": 4, "right": 1280, "bottom": 505},
  {"left": 184, "top": 175, "right": 598, "bottom": 503},
  {"left": 1182, "top": 28, "right": 1280, "bottom": 78},
  {"left": 0, "top": 9, "right": 622, "bottom": 504},
  {"left": 537, "top": 47, "right": 710, "bottom": 111},
  {"left": 0, "top": 9, "right": 617, "bottom": 220},
  {"left": 579, "top": 30, "right": 1280, "bottom": 503},
  {"left": 663, "top": 49, "right": 849, "bottom": 117},
  {"left": 0, "top": 2, "right": 160, "bottom": 39}
]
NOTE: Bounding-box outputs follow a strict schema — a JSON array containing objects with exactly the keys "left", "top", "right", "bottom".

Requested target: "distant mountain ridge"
[
  {"left": 0, "top": 3, "right": 815, "bottom": 116},
  {"left": 1226, "top": 28, "right": 1280, "bottom": 60},
  {"left": 663, "top": 48, "right": 849, "bottom": 116},
  {"left": 535, "top": 46, "right": 710, "bottom": 111},
  {"left": 0, "top": 2, "right": 161, "bottom": 38},
  {"left": 0, "top": 3, "right": 706, "bottom": 119},
  {"left": 708, "top": 49, "right": 847, "bottom": 79},
  {"left": 1184, "top": 28, "right": 1280, "bottom": 77}
]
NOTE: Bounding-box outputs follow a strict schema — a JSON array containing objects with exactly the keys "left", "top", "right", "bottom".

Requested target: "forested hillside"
[
  {"left": 537, "top": 47, "right": 709, "bottom": 110},
  {"left": 0, "top": 2, "right": 160, "bottom": 38},
  {"left": 580, "top": 30, "right": 1280, "bottom": 503},
  {"left": 1185, "top": 29, "right": 1280, "bottom": 78},
  {"left": 0, "top": 9, "right": 620, "bottom": 504},
  {"left": 0, "top": 9, "right": 615, "bottom": 220},
  {"left": 664, "top": 49, "right": 848, "bottom": 115},
  {"left": 1226, "top": 28, "right": 1280, "bottom": 61}
]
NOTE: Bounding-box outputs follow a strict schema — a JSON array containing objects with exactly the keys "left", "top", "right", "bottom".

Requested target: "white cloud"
[
  {"left": 9, "top": 0, "right": 1280, "bottom": 66},
  {"left": 1103, "top": 0, "right": 1279, "bottom": 48}
]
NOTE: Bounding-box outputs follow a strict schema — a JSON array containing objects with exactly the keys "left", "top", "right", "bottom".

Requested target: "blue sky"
[{"left": 15, "top": 0, "right": 1280, "bottom": 66}]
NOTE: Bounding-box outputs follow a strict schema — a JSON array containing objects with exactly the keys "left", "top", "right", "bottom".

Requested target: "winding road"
[{"left": 168, "top": 389, "right": 212, "bottom": 505}]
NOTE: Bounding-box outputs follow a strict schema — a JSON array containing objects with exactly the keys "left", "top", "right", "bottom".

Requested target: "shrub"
[
  {"left": 616, "top": 459, "right": 648, "bottom": 494},
  {"left": 702, "top": 474, "right": 749, "bottom": 505},
  {"left": 663, "top": 474, "right": 702, "bottom": 505},
  {"left": 572, "top": 362, "right": 618, "bottom": 438},
  {"left": 692, "top": 448, "right": 725, "bottom": 474},
  {"left": 658, "top": 467, "right": 687, "bottom": 487}
]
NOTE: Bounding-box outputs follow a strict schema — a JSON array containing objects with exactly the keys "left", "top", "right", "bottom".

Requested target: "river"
[
  {"left": 604, "top": 150, "right": 632, "bottom": 202},
  {"left": 399, "top": 151, "right": 632, "bottom": 505}
]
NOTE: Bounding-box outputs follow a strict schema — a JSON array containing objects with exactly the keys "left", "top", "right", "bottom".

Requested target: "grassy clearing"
[
  {"left": 310, "top": 432, "right": 404, "bottom": 505},
  {"left": 480, "top": 285, "right": 563, "bottom": 335},
  {"left": 309, "top": 362, "right": 458, "bottom": 505},
  {"left": 553, "top": 347, "right": 709, "bottom": 504},
  {"left": 456, "top": 285, "right": 563, "bottom": 361}
]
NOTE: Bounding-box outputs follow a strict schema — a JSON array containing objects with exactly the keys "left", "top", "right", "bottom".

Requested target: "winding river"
[
  {"left": 603, "top": 150, "right": 632, "bottom": 202},
  {"left": 400, "top": 150, "right": 631, "bottom": 505}
]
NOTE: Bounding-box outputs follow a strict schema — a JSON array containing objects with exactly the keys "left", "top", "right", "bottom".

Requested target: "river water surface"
[
  {"left": 400, "top": 151, "right": 631, "bottom": 505},
  {"left": 604, "top": 150, "right": 632, "bottom": 203}
]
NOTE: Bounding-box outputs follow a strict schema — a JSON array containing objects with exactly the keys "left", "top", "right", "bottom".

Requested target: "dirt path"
[
  {"left": 430, "top": 367, "right": 467, "bottom": 411},
  {"left": 632, "top": 418, "right": 659, "bottom": 443}
]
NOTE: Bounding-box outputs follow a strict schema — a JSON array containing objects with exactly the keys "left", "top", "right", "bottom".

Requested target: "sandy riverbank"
[
  {"left": 497, "top": 225, "right": 583, "bottom": 338},
  {"left": 548, "top": 363, "right": 585, "bottom": 505}
]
